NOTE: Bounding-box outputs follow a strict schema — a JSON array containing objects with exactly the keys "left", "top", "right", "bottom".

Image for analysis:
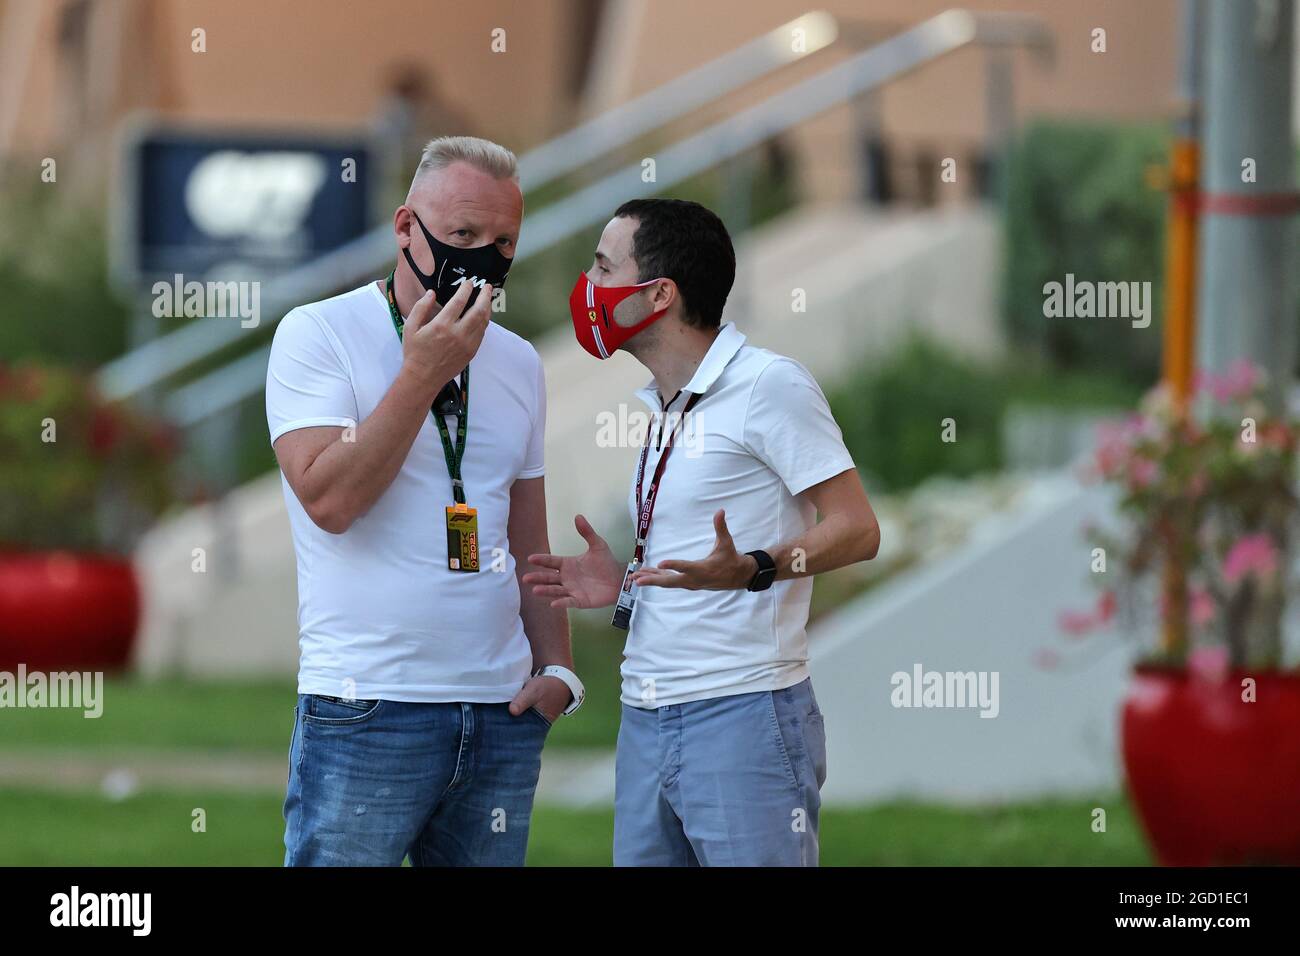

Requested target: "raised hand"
[
  {"left": 401, "top": 280, "right": 492, "bottom": 396},
  {"left": 524, "top": 514, "right": 624, "bottom": 609},
  {"left": 631, "top": 509, "right": 757, "bottom": 591}
]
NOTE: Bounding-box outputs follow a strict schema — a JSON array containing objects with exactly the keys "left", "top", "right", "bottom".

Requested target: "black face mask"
[{"left": 403, "top": 210, "right": 512, "bottom": 310}]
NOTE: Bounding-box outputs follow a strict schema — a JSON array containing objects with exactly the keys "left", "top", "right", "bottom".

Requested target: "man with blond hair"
[{"left": 267, "top": 136, "right": 584, "bottom": 866}]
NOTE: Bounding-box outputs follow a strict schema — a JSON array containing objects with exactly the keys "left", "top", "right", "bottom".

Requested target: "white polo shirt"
[
  {"left": 622, "top": 323, "right": 856, "bottom": 708},
  {"left": 265, "top": 281, "right": 545, "bottom": 702}
]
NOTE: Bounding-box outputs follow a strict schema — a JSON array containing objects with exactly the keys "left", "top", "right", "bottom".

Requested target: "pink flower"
[
  {"left": 1097, "top": 589, "right": 1117, "bottom": 623},
  {"left": 1093, "top": 421, "right": 1133, "bottom": 479},
  {"left": 1128, "top": 457, "right": 1159, "bottom": 489},
  {"left": 1187, "top": 645, "right": 1229, "bottom": 683},
  {"left": 1222, "top": 533, "right": 1278, "bottom": 586},
  {"left": 1057, "top": 591, "right": 1117, "bottom": 637},
  {"left": 1058, "top": 610, "right": 1097, "bottom": 636},
  {"left": 1189, "top": 587, "right": 1216, "bottom": 627},
  {"left": 1196, "top": 359, "right": 1259, "bottom": 403}
]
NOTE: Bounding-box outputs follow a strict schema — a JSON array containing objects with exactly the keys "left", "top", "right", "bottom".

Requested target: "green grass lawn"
[
  {"left": 0, "top": 787, "right": 1151, "bottom": 866},
  {"left": 0, "top": 641, "right": 1155, "bottom": 866},
  {"left": 0, "top": 677, "right": 298, "bottom": 752}
]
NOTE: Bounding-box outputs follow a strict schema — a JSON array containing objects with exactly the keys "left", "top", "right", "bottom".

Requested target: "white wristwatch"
[{"left": 533, "top": 665, "right": 585, "bottom": 716}]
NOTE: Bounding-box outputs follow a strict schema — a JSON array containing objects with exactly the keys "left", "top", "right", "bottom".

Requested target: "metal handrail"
[
  {"left": 516, "top": 11, "right": 1050, "bottom": 253},
  {"left": 115, "top": 9, "right": 1053, "bottom": 426},
  {"left": 517, "top": 10, "right": 838, "bottom": 189},
  {"left": 96, "top": 10, "right": 840, "bottom": 403}
]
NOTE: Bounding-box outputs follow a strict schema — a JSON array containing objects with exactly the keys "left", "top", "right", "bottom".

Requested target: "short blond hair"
[{"left": 409, "top": 136, "right": 518, "bottom": 192}]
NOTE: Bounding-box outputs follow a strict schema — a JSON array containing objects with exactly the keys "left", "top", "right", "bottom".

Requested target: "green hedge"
[
  {"left": 827, "top": 336, "right": 1142, "bottom": 493},
  {"left": 0, "top": 180, "right": 131, "bottom": 367},
  {"left": 1002, "top": 120, "right": 1168, "bottom": 384},
  {"left": 829, "top": 337, "right": 1006, "bottom": 492}
]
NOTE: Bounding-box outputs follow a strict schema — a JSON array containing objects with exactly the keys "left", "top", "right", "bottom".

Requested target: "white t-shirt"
[
  {"left": 622, "top": 323, "right": 856, "bottom": 708},
  {"left": 265, "top": 281, "right": 545, "bottom": 702}
]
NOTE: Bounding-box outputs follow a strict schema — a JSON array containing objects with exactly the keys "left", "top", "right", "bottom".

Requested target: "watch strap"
[
  {"left": 745, "top": 549, "right": 777, "bottom": 591},
  {"left": 534, "top": 665, "right": 585, "bottom": 715}
]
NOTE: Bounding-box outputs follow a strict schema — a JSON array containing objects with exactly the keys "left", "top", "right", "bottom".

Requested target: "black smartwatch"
[{"left": 745, "top": 550, "right": 777, "bottom": 592}]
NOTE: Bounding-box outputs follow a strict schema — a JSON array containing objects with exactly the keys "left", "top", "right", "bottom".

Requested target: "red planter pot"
[
  {"left": 1122, "top": 666, "right": 1300, "bottom": 866},
  {"left": 0, "top": 551, "right": 140, "bottom": 672}
]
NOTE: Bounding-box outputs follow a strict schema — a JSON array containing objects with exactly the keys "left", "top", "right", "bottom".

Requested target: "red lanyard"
[{"left": 633, "top": 391, "right": 702, "bottom": 564}]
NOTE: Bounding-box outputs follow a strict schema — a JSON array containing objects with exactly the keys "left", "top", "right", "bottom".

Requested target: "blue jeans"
[
  {"left": 283, "top": 694, "right": 551, "bottom": 866},
  {"left": 613, "top": 677, "right": 827, "bottom": 866}
]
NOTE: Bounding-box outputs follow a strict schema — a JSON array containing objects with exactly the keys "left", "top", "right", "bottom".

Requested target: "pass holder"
[
  {"left": 613, "top": 391, "right": 702, "bottom": 630},
  {"left": 611, "top": 560, "right": 641, "bottom": 630},
  {"left": 385, "top": 272, "right": 478, "bottom": 575},
  {"left": 445, "top": 502, "right": 480, "bottom": 572}
]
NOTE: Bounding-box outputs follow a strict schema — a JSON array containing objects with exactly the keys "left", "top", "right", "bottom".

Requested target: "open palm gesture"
[
  {"left": 524, "top": 515, "right": 624, "bottom": 609},
  {"left": 630, "top": 509, "right": 755, "bottom": 590}
]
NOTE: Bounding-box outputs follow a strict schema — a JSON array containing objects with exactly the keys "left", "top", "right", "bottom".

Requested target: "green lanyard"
[{"left": 384, "top": 272, "right": 469, "bottom": 504}]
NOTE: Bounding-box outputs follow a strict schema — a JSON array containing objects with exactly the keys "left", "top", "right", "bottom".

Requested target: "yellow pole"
[{"left": 1159, "top": 138, "right": 1198, "bottom": 655}]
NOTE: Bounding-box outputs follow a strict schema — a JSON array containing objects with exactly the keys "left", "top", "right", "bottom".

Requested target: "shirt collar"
[{"left": 635, "top": 323, "right": 746, "bottom": 409}]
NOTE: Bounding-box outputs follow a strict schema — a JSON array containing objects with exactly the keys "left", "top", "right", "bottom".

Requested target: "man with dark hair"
[
  {"left": 527, "top": 198, "right": 881, "bottom": 866},
  {"left": 604, "top": 198, "right": 737, "bottom": 328}
]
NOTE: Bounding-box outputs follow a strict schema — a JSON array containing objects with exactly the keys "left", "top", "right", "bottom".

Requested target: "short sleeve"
[
  {"left": 265, "top": 307, "right": 359, "bottom": 447},
  {"left": 742, "top": 357, "right": 856, "bottom": 496},
  {"left": 517, "top": 350, "right": 546, "bottom": 479}
]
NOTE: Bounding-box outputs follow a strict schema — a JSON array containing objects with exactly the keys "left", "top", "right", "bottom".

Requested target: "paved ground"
[{"left": 811, "top": 471, "right": 1134, "bottom": 805}]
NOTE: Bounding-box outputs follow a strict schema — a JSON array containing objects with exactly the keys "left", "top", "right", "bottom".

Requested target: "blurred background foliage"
[
  {"left": 1002, "top": 119, "right": 1169, "bottom": 385},
  {"left": 0, "top": 361, "right": 177, "bottom": 552},
  {"left": 827, "top": 335, "right": 1142, "bottom": 493},
  {"left": 0, "top": 176, "right": 132, "bottom": 367}
]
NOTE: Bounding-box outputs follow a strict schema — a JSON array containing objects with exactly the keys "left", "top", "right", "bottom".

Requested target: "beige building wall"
[
  {"left": 0, "top": 0, "right": 593, "bottom": 192},
  {"left": 145, "top": 0, "right": 589, "bottom": 141},
  {"left": 584, "top": 0, "right": 1180, "bottom": 202},
  {"left": 2, "top": 0, "right": 1181, "bottom": 205}
]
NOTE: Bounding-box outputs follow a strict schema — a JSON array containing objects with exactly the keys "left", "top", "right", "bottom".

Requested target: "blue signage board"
[{"left": 115, "top": 123, "right": 373, "bottom": 287}]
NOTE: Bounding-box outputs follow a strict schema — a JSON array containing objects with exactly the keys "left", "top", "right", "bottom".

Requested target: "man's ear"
[
  {"left": 649, "top": 278, "right": 677, "bottom": 314},
  {"left": 393, "top": 205, "right": 413, "bottom": 249}
]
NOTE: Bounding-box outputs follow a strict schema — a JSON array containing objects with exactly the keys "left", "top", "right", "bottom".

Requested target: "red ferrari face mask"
[{"left": 568, "top": 273, "right": 667, "bottom": 360}]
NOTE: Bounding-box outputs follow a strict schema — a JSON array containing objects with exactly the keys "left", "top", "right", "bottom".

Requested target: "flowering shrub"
[
  {"left": 0, "top": 361, "right": 178, "bottom": 553},
  {"left": 1063, "top": 360, "right": 1298, "bottom": 669}
]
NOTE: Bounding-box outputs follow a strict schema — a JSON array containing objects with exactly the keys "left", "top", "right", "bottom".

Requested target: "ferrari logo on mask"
[{"left": 568, "top": 273, "right": 669, "bottom": 361}]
